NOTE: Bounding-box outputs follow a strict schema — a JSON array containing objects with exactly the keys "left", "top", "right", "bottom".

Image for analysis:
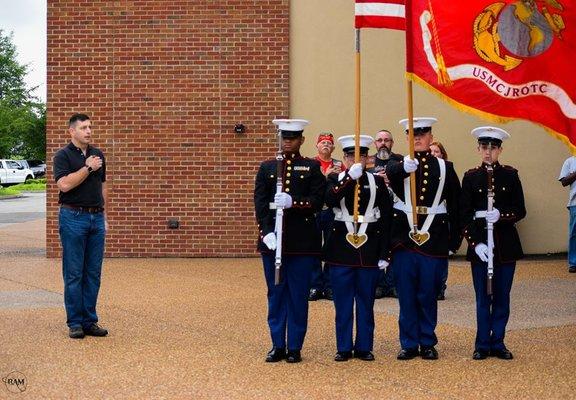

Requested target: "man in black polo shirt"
[{"left": 53, "top": 113, "right": 109, "bottom": 339}]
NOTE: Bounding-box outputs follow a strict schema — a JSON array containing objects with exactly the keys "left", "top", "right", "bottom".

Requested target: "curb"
[{"left": 0, "top": 194, "right": 24, "bottom": 200}]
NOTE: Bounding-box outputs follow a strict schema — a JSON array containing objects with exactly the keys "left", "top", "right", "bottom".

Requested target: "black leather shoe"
[
  {"left": 437, "top": 290, "right": 446, "bottom": 301},
  {"left": 420, "top": 346, "right": 439, "bottom": 360},
  {"left": 308, "top": 288, "right": 322, "bottom": 301},
  {"left": 397, "top": 348, "right": 419, "bottom": 360},
  {"left": 83, "top": 323, "right": 108, "bottom": 337},
  {"left": 69, "top": 327, "right": 85, "bottom": 339},
  {"left": 569, "top": 266, "right": 576, "bottom": 273},
  {"left": 354, "top": 351, "right": 375, "bottom": 361},
  {"left": 374, "top": 286, "right": 385, "bottom": 299},
  {"left": 323, "top": 288, "right": 333, "bottom": 300},
  {"left": 386, "top": 287, "right": 398, "bottom": 298},
  {"left": 491, "top": 348, "right": 514, "bottom": 360},
  {"left": 334, "top": 351, "right": 352, "bottom": 362},
  {"left": 286, "top": 350, "right": 302, "bottom": 363},
  {"left": 265, "top": 347, "right": 286, "bottom": 362},
  {"left": 472, "top": 349, "right": 489, "bottom": 360}
]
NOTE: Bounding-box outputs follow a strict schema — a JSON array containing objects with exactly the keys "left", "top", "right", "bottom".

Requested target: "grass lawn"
[
  {"left": 11, "top": 178, "right": 47, "bottom": 192},
  {"left": 0, "top": 186, "right": 22, "bottom": 197},
  {"left": 0, "top": 178, "right": 46, "bottom": 197}
]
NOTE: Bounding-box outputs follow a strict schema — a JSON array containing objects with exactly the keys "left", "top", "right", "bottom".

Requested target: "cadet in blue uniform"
[
  {"left": 386, "top": 117, "right": 461, "bottom": 360},
  {"left": 254, "top": 119, "right": 326, "bottom": 363},
  {"left": 323, "top": 135, "right": 393, "bottom": 362},
  {"left": 461, "top": 127, "right": 526, "bottom": 360}
]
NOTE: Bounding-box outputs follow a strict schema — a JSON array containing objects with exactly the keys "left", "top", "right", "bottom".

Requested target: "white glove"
[
  {"left": 348, "top": 163, "right": 363, "bottom": 180},
  {"left": 474, "top": 243, "right": 490, "bottom": 262},
  {"left": 403, "top": 155, "right": 419, "bottom": 173},
  {"left": 485, "top": 208, "right": 500, "bottom": 223},
  {"left": 263, "top": 232, "right": 276, "bottom": 250},
  {"left": 274, "top": 192, "right": 293, "bottom": 209},
  {"left": 378, "top": 260, "right": 389, "bottom": 271}
]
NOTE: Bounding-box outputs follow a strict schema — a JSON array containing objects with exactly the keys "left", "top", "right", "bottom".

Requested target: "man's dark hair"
[{"left": 69, "top": 113, "right": 90, "bottom": 127}]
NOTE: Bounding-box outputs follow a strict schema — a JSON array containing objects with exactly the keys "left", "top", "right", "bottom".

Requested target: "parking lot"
[{"left": 0, "top": 191, "right": 46, "bottom": 227}]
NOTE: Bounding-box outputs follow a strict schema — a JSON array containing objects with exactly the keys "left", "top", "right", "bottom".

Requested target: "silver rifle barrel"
[
  {"left": 274, "top": 129, "right": 284, "bottom": 285},
  {"left": 486, "top": 148, "right": 495, "bottom": 296}
]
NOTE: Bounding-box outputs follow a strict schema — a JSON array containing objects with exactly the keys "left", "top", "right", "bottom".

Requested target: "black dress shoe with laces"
[
  {"left": 420, "top": 346, "right": 439, "bottom": 360},
  {"left": 323, "top": 288, "right": 333, "bottom": 301},
  {"left": 83, "top": 323, "right": 108, "bottom": 337},
  {"left": 472, "top": 349, "right": 489, "bottom": 360},
  {"left": 286, "top": 350, "right": 302, "bottom": 363},
  {"left": 374, "top": 286, "right": 385, "bottom": 299},
  {"left": 491, "top": 348, "right": 514, "bottom": 360},
  {"left": 308, "top": 288, "right": 322, "bottom": 301},
  {"left": 397, "top": 348, "right": 419, "bottom": 360},
  {"left": 334, "top": 351, "right": 352, "bottom": 362},
  {"left": 69, "top": 327, "right": 85, "bottom": 339},
  {"left": 265, "top": 347, "right": 286, "bottom": 362},
  {"left": 354, "top": 351, "right": 375, "bottom": 361}
]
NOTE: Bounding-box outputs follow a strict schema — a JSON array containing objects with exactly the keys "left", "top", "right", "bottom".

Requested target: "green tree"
[{"left": 0, "top": 29, "right": 46, "bottom": 160}]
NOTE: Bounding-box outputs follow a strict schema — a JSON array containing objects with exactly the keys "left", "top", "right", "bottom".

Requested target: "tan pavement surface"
[{"left": 1, "top": 218, "right": 575, "bottom": 399}]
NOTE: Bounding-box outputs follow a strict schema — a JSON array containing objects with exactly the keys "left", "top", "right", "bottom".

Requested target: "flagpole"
[
  {"left": 406, "top": 79, "right": 418, "bottom": 233},
  {"left": 353, "top": 28, "right": 361, "bottom": 232}
]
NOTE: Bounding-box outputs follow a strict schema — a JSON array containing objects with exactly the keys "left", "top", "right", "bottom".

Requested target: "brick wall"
[{"left": 46, "top": 0, "right": 289, "bottom": 257}]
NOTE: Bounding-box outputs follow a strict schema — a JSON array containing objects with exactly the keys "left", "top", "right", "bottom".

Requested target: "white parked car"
[
  {"left": 17, "top": 159, "right": 46, "bottom": 178},
  {"left": 0, "top": 159, "right": 35, "bottom": 186}
]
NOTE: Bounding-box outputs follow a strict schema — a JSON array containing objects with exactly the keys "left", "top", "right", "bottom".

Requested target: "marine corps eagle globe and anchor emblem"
[{"left": 473, "top": 0, "right": 566, "bottom": 71}]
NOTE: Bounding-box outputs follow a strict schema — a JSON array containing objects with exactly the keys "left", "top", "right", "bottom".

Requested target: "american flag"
[{"left": 355, "top": 0, "right": 406, "bottom": 30}]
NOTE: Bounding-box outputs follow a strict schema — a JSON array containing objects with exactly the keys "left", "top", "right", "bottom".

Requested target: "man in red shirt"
[{"left": 310, "top": 133, "right": 342, "bottom": 300}]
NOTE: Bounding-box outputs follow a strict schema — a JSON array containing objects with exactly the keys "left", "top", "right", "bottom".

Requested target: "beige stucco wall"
[{"left": 290, "top": 0, "right": 571, "bottom": 254}]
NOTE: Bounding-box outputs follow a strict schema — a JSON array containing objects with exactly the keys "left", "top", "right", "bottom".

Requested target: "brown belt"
[{"left": 61, "top": 204, "right": 104, "bottom": 214}]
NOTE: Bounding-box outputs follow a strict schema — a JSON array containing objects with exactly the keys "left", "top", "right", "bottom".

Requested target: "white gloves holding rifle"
[
  {"left": 485, "top": 208, "right": 500, "bottom": 223},
  {"left": 474, "top": 243, "right": 491, "bottom": 262},
  {"left": 263, "top": 232, "right": 277, "bottom": 250},
  {"left": 378, "top": 260, "right": 389, "bottom": 271},
  {"left": 348, "top": 163, "right": 363, "bottom": 180},
  {"left": 403, "top": 155, "right": 419, "bottom": 173},
  {"left": 274, "top": 192, "right": 293, "bottom": 209}
]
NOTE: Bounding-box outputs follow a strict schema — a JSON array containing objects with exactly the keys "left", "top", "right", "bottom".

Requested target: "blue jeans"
[
  {"left": 569, "top": 206, "right": 576, "bottom": 268},
  {"left": 59, "top": 207, "right": 106, "bottom": 329}
]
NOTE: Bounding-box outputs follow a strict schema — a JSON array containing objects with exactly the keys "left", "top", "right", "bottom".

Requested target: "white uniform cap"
[
  {"left": 398, "top": 117, "right": 438, "bottom": 132},
  {"left": 471, "top": 126, "right": 510, "bottom": 143},
  {"left": 337, "top": 135, "right": 374, "bottom": 152},
  {"left": 272, "top": 119, "right": 309, "bottom": 132}
]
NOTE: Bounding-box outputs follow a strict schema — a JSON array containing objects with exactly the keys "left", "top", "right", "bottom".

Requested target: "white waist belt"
[
  {"left": 475, "top": 210, "right": 487, "bottom": 218},
  {"left": 334, "top": 207, "right": 381, "bottom": 223},
  {"left": 393, "top": 201, "right": 447, "bottom": 215}
]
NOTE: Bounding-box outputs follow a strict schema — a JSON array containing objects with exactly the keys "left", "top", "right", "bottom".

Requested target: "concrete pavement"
[
  {"left": 0, "top": 192, "right": 46, "bottom": 228},
  {"left": 0, "top": 217, "right": 575, "bottom": 399}
]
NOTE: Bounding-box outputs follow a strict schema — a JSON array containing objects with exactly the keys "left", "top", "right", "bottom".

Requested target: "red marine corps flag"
[{"left": 405, "top": 0, "right": 576, "bottom": 147}]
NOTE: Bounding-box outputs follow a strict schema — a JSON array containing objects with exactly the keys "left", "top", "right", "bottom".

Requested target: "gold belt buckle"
[{"left": 416, "top": 206, "right": 428, "bottom": 215}]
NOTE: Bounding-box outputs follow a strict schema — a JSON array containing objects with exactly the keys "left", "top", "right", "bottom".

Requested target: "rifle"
[
  {"left": 274, "top": 127, "right": 284, "bottom": 285},
  {"left": 486, "top": 150, "right": 495, "bottom": 296}
]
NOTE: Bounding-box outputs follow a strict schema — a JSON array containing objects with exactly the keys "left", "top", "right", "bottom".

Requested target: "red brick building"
[{"left": 46, "top": 1, "right": 289, "bottom": 257}]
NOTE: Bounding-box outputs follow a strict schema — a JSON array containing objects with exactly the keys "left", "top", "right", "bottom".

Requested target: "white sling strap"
[
  {"left": 333, "top": 172, "right": 378, "bottom": 235},
  {"left": 396, "top": 158, "right": 447, "bottom": 235}
]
